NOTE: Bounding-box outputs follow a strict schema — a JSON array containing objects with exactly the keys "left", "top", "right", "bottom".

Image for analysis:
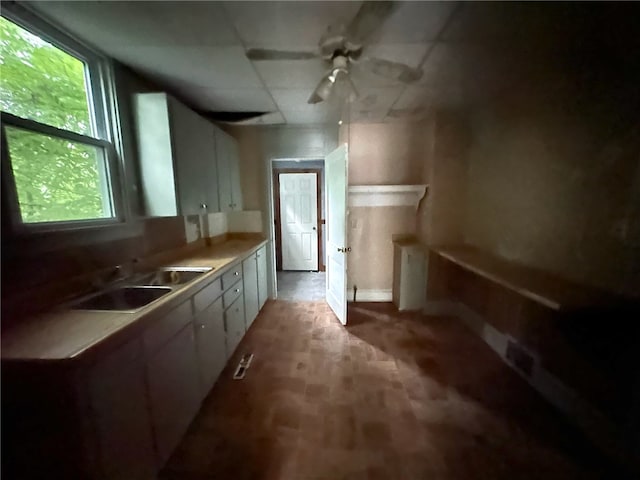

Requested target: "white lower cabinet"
[
  {"left": 257, "top": 245, "right": 269, "bottom": 309},
  {"left": 225, "top": 296, "right": 246, "bottom": 358},
  {"left": 146, "top": 324, "right": 201, "bottom": 467},
  {"left": 3, "top": 244, "right": 270, "bottom": 479},
  {"left": 243, "top": 253, "right": 259, "bottom": 328},
  {"left": 194, "top": 297, "right": 226, "bottom": 399},
  {"left": 87, "top": 339, "right": 156, "bottom": 480}
]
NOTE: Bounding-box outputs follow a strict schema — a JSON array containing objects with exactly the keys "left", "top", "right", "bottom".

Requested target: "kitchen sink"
[
  {"left": 72, "top": 286, "right": 172, "bottom": 311},
  {"left": 137, "top": 266, "right": 213, "bottom": 286}
]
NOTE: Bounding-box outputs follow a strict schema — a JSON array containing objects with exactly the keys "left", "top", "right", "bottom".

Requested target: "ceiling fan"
[{"left": 245, "top": 1, "right": 423, "bottom": 105}]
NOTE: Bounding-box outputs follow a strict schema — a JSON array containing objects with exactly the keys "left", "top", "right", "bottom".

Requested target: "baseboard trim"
[
  {"left": 448, "top": 300, "right": 635, "bottom": 472},
  {"left": 423, "top": 300, "right": 457, "bottom": 316},
  {"left": 347, "top": 289, "right": 392, "bottom": 302}
]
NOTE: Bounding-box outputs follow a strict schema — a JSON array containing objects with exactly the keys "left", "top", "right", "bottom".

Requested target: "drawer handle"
[
  {"left": 200, "top": 324, "right": 205, "bottom": 329},
  {"left": 234, "top": 271, "right": 239, "bottom": 276},
  {"left": 235, "top": 288, "right": 240, "bottom": 293}
]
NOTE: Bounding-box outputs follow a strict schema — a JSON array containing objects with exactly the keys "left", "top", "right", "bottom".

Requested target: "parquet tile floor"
[{"left": 160, "top": 301, "right": 625, "bottom": 479}]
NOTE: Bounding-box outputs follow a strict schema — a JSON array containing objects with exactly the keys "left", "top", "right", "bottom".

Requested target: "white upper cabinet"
[
  {"left": 214, "top": 127, "right": 243, "bottom": 212},
  {"left": 134, "top": 93, "right": 219, "bottom": 216}
]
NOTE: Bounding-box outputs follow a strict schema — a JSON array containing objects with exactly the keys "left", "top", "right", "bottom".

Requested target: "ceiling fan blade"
[
  {"left": 360, "top": 56, "right": 423, "bottom": 83},
  {"left": 346, "top": 1, "right": 398, "bottom": 45},
  {"left": 245, "top": 48, "right": 318, "bottom": 61}
]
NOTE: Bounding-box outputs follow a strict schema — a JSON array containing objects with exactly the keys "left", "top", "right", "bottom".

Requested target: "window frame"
[{"left": 1, "top": 5, "right": 127, "bottom": 233}]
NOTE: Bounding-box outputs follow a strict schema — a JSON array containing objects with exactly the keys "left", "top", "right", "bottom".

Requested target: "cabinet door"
[
  {"left": 170, "top": 98, "right": 207, "bottom": 216},
  {"left": 88, "top": 339, "right": 155, "bottom": 480},
  {"left": 194, "top": 297, "right": 226, "bottom": 399},
  {"left": 224, "top": 297, "right": 246, "bottom": 359},
  {"left": 228, "top": 138, "right": 243, "bottom": 211},
  {"left": 242, "top": 254, "right": 259, "bottom": 329},
  {"left": 146, "top": 324, "right": 201, "bottom": 468},
  {"left": 215, "top": 128, "right": 233, "bottom": 212},
  {"left": 257, "top": 246, "right": 268, "bottom": 309},
  {"left": 202, "top": 127, "right": 220, "bottom": 213}
]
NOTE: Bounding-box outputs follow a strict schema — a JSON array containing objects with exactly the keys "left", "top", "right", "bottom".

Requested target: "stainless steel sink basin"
[
  {"left": 72, "top": 286, "right": 172, "bottom": 311},
  {"left": 137, "top": 267, "right": 212, "bottom": 286}
]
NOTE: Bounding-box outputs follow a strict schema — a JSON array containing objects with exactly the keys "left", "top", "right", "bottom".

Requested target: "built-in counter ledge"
[{"left": 430, "top": 245, "right": 632, "bottom": 312}]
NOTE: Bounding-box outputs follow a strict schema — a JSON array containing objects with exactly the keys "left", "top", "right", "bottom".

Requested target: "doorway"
[{"left": 272, "top": 160, "right": 326, "bottom": 301}]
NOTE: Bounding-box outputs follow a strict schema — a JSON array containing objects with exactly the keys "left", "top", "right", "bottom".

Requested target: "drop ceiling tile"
[
  {"left": 281, "top": 109, "right": 339, "bottom": 125},
  {"left": 31, "top": 1, "right": 240, "bottom": 47},
  {"left": 111, "top": 46, "right": 263, "bottom": 89},
  {"left": 349, "top": 86, "right": 403, "bottom": 121},
  {"left": 253, "top": 58, "right": 329, "bottom": 88},
  {"left": 419, "top": 43, "right": 464, "bottom": 87},
  {"left": 269, "top": 89, "right": 324, "bottom": 111},
  {"left": 351, "top": 44, "right": 429, "bottom": 88},
  {"left": 441, "top": 2, "right": 574, "bottom": 45},
  {"left": 393, "top": 85, "right": 434, "bottom": 109},
  {"left": 394, "top": 84, "right": 465, "bottom": 111},
  {"left": 174, "top": 88, "right": 276, "bottom": 112},
  {"left": 223, "top": 1, "right": 360, "bottom": 48},
  {"left": 369, "top": 1, "right": 457, "bottom": 44},
  {"left": 234, "top": 112, "right": 286, "bottom": 125}
]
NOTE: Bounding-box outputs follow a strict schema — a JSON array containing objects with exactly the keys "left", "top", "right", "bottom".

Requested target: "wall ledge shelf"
[
  {"left": 348, "top": 185, "right": 427, "bottom": 208},
  {"left": 431, "top": 245, "right": 625, "bottom": 312}
]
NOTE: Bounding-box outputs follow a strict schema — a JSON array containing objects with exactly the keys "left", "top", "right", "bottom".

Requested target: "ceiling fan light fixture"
[
  {"left": 332, "top": 69, "right": 358, "bottom": 103},
  {"left": 308, "top": 75, "right": 335, "bottom": 104}
]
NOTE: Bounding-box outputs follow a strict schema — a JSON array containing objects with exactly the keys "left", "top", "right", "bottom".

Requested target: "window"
[{"left": 1, "top": 11, "right": 120, "bottom": 228}]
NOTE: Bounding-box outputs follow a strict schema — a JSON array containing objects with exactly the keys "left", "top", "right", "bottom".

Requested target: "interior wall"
[
  {"left": 228, "top": 124, "right": 338, "bottom": 235},
  {"left": 341, "top": 122, "right": 431, "bottom": 294},
  {"left": 462, "top": 67, "right": 640, "bottom": 297},
  {"left": 416, "top": 111, "right": 470, "bottom": 247}
]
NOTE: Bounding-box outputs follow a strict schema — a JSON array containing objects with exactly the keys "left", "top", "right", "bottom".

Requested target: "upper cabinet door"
[
  {"left": 169, "top": 98, "right": 207, "bottom": 216},
  {"left": 214, "top": 127, "right": 242, "bottom": 212},
  {"left": 228, "top": 139, "right": 243, "bottom": 211},
  {"left": 215, "top": 128, "right": 233, "bottom": 213},
  {"left": 134, "top": 93, "right": 220, "bottom": 217},
  {"left": 204, "top": 129, "right": 220, "bottom": 213}
]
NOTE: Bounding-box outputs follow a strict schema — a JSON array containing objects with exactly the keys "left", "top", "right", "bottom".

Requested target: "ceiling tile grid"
[{"left": 29, "top": 0, "right": 500, "bottom": 125}]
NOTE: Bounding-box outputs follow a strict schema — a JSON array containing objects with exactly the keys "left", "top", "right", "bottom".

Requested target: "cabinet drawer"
[
  {"left": 223, "top": 280, "right": 243, "bottom": 309},
  {"left": 143, "top": 299, "right": 193, "bottom": 355},
  {"left": 193, "top": 278, "right": 222, "bottom": 314},
  {"left": 221, "top": 264, "right": 242, "bottom": 289}
]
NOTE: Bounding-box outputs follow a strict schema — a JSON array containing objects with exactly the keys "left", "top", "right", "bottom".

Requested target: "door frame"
[
  {"left": 266, "top": 157, "right": 324, "bottom": 300},
  {"left": 273, "top": 168, "right": 324, "bottom": 272}
]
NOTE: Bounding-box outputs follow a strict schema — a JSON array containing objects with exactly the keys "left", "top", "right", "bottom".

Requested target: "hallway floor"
[
  {"left": 161, "top": 301, "right": 621, "bottom": 480},
  {"left": 277, "top": 271, "right": 325, "bottom": 301}
]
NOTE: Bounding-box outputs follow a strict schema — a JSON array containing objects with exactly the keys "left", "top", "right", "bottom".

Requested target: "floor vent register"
[{"left": 233, "top": 353, "right": 254, "bottom": 380}]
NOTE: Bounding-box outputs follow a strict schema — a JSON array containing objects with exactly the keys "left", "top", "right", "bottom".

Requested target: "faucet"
[{"left": 91, "top": 264, "right": 125, "bottom": 291}]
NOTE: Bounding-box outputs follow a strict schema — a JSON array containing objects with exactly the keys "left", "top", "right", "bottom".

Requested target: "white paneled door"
[
  {"left": 280, "top": 173, "right": 318, "bottom": 271},
  {"left": 325, "top": 144, "right": 349, "bottom": 325}
]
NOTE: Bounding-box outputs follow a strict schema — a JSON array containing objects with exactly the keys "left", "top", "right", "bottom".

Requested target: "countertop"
[
  {"left": 431, "top": 245, "right": 625, "bottom": 312},
  {"left": 1, "top": 238, "right": 267, "bottom": 364}
]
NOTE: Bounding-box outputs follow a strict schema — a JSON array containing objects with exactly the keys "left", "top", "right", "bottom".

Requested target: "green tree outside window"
[{"left": 1, "top": 16, "right": 111, "bottom": 223}]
